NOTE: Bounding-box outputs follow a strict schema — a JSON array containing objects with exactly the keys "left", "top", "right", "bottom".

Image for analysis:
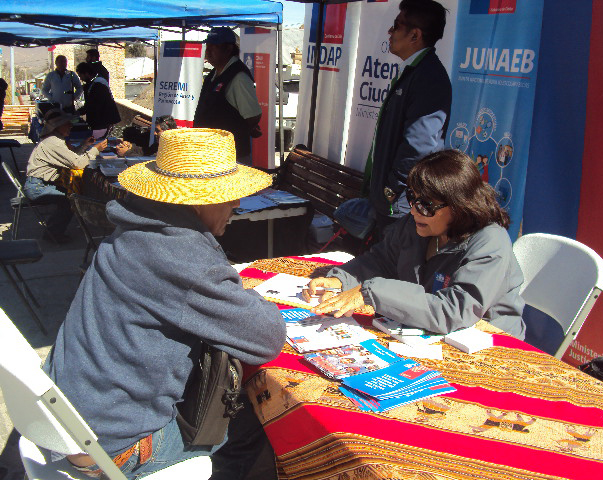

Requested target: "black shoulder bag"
[{"left": 176, "top": 343, "right": 244, "bottom": 446}]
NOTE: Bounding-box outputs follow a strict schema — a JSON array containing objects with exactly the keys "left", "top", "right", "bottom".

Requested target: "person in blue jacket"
[
  {"left": 45, "top": 128, "right": 286, "bottom": 479},
  {"left": 305, "top": 149, "right": 526, "bottom": 340},
  {"left": 368, "top": 0, "right": 452, "bottom": 238}
]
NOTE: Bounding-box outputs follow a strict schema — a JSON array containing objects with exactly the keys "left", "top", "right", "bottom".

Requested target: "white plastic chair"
[
  {"left": 0, "top": 308, "right": 212, "bottom": 480},
  {"left": 513, "top": 233, "right": 603, "bottom": 359}
]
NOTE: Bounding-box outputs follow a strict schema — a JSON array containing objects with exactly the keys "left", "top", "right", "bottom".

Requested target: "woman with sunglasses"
[{"left": 304, "top": 149, "right": 525, "bottom": 338}]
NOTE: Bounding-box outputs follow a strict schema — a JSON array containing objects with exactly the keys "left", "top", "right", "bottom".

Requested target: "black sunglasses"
[{"left": 406, "top": 190, "right": 447, "bottom": 217}]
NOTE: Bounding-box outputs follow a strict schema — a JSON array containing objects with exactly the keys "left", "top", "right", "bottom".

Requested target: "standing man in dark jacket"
[
  {"left": 193, "top": 27, "right": 262, "bottom": 166},
  {"left": 85, "top": 48, "right": 110, "bottom": 83},
  {"left": 76, "top": 62, "right": 121, "bottom": 138},
  {"left": 368, "top": 0, "right": 452, "bottom": 237}
]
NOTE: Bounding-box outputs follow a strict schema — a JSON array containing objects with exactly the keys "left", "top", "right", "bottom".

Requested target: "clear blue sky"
[{"left": 282, "top": 1, "right": 306, "bottom": 26}]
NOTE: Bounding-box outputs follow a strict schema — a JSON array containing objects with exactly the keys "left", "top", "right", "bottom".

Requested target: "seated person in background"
[
  {"left": 75, "top": 62, "right": 121, "bottom": 139},
  {"left": 44, "top": 128, "right": 286, "bottom": 480},
  {"left": 304, "top": 149, "right": 526, "bottom": 339},
  {"left": 115, "top": 115, "right": 177, "bottom": 157},
  {"left": 24, "top": 110, "right": 107, "bottom": 243}
]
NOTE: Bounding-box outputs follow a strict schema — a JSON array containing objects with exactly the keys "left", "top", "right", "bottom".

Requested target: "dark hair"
[
  {"left": 86, "top": 48, "right": 100, "bottom": 60},
  {"left": 76, "top": 62, "right": 94, "bottom": 75},
  {"left": 407, "top": 149, "right": 510, "bottom": 240},
  {"left": 0, "top": 78, "right": 7, "bottom": 92},
  {"left": 399, "top": 0, "right": 447, "bottom": 47},
  {"left": 55, "top": 55, "right": 67, "bottom": 65},
  {"left": 156, "top": 115, "right": 177, "bottom": 131}
]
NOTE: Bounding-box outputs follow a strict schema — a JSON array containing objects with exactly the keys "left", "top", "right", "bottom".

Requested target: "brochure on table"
[{"left": 254, "top": 273, "right": 320, "bottom": 309}]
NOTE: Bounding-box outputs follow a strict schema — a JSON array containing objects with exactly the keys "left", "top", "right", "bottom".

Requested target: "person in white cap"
[
  {"left": 24, "top": 109, "right": 107, "bottom": 243},
  {"left": 44, "top": 128, "right": 286, "bottom": 479}
]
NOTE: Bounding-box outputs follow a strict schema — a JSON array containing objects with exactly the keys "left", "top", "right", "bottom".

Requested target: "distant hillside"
[{"left": 2, "top": 46, "right": 50, "bottom": 76}]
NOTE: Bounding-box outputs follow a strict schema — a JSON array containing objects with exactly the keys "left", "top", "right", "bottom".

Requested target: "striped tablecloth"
[{"left": 240, "top": 256, "right": 603, "bottom": 480}]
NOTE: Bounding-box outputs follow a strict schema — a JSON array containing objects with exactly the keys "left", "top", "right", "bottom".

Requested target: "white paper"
[
  {"left": 388, "top": 342, "right": 443, "bottom": 360},
  {"left": 253, "top": 273, "right": 319, "bottom": 308},
  {"left": 444, "top": 327, "right": 493, "bottom": 354}
]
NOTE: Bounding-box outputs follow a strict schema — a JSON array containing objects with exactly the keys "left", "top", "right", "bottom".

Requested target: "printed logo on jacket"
[{"left": 306, "top": 3, "right": 347, "bottom": 72}]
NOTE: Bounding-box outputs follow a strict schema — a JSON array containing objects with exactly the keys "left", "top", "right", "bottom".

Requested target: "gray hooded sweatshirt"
[{"left": 45, "top": 195, "right": 286, "bottom": 455}]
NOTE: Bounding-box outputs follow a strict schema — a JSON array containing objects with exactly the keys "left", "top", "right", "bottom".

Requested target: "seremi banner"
[
  {"left": 153, "top": 41, "right": 204, "bottom": 127},
  {"left": 294, "top": 2, "right": 360, "bottom": 163},
  {"left": 447, "top": 0, "right": 544, "bottom": 239},
  {"left": 240, "top": 27, "right": 276, "bottom": 169}
]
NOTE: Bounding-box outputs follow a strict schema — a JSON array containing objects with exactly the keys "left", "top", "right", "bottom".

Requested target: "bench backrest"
[{"left": 276, "top": 146, "right": 364, "bottom": 218}]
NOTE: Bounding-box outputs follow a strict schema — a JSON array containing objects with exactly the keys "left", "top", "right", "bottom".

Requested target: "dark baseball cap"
[{"left": 203, "top": 27, "right": 237, "bottom": 45}]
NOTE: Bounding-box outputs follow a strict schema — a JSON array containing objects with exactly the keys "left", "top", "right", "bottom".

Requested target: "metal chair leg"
[
  {"left": 0, "top": 263, "right": 47, "bottom": 335},
  {"left": 9, "top": 148, "right": 22, "bottom": 182},
  {"left": 10, "top": 265, "right": 41, "bottom": 308}
]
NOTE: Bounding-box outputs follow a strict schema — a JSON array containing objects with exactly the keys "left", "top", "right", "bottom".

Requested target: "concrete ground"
[{"left": 0, "top": 136, "right": 276, "bottom": 480}]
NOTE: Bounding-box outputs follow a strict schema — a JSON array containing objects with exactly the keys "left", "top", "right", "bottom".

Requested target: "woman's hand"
[
  {"left": 301, "top": 277, "right": 343, "bottom": 303},
  {"left": 310, "top": 285, "right": 365, "bottom": 318},
  {"left": 115, "top": 141, "right": 131, "bottom": 157}
]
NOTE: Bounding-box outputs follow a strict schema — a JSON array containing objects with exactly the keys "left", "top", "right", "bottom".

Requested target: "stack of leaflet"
[
  {"left": 280, "top": 308, "right": 455, "bottom": 412},
  {"left": 339, "top": 359, "right": 456, "bottom": 412}
]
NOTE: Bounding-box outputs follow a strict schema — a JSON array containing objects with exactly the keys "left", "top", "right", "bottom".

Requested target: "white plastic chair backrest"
[
  {"left": 1, "top": 161, "right": 25, "bottom": 195},
  {"left": 513, "top": 233, "right": 603, "bottom": 333},
  {"left": 0, "top": 308, "right": 89, "bottom": 454}
]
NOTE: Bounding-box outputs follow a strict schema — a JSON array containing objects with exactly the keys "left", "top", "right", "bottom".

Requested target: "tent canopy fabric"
[
  {"left": 0, "top": 0, "right": 283, "bottom": 31},
  {"left": 0, "top": 22, "right": 158, "bottom": 46}
]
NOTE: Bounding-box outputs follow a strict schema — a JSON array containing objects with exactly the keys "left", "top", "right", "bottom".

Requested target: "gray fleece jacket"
[
  {"left": 328, "top": 215, "right": 525, "bottom": 339},
  {"left": 45, "top": 195, "right": 286, "bottom": 455}
]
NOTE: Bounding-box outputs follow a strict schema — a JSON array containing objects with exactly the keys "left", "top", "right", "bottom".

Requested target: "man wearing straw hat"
[
  {"left": 24, "top": 109, "right": 107, "bottom": 243},
  {"left": 44, "top": 128, "right": 286, "bottom": 479}
]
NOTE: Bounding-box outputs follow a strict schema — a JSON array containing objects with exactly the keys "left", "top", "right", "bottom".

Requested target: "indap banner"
[
  {"left": 344, "top": 0, "right": 457, "bottom": 172},
  {"left": 447, "top": 0, "right": 544, "bottom": 240},
  {"left": 294, "top": 1, "right": 360, "bottom": 163},
  {"left": 153, "top": 41, "right": 204, "bottom": 128},
  {"left": 240, "top": 27, "right": 276, "bottom": 169}
]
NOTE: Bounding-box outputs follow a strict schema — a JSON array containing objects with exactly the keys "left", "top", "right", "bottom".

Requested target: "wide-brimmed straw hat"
[
  {"left": 41, "top": 109, "right": 73, "bottom": 136},
  {"left": 118, "top": 128, "right": 272, "bottom": 205}
]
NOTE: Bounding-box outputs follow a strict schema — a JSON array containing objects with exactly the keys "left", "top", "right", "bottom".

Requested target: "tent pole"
[
  {"left": 307, "top": 0, "right": 324, "bottom": 152},
  {"left": 277, "top": 23, "right": 284, "bottom": 166},
  {"left": 10, "top": 47, "right": 16, "bottom": 105}
]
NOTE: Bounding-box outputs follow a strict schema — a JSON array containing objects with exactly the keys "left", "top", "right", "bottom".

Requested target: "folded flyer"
[
  {"left": 303, "top": 339, "right": 402, "bottom": 380},
  {"left": 339, "top": 382, "right": 456, "bottom": 412},
  {"left": 342, "top": 359, "right": 443, "bottom": 400},
  {"left": 285, "top": 315, "right": 376, "bottom": 354},
  {"left": 280, "top": 308, "right": 315, "bottom": 324}
]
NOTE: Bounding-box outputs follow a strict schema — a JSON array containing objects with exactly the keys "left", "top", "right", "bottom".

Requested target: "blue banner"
[{"left": 447, "top": 0, "right": 544, "bottom": 239}]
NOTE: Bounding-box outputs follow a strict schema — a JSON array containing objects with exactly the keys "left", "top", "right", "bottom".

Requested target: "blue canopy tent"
[
  {"left": 0, "top": 0, "right": 287, "bottom": 157},
  {"left": 0, "top": 1, "right": 283, "bottom": 31},
  {"left": 0, "top": 23, "right": 158, "bottom": 46}
]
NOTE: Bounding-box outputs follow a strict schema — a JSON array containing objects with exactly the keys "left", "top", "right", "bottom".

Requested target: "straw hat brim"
[{"left": 118, "top": 160, "right": 272, "bottom": 205}]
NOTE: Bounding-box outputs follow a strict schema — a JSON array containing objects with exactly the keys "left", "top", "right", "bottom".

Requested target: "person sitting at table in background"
[
  {"left": 41, "top": 55, "right": 83, "bottom": 113},
  {"left": 304, "top": 149, "right": 526, "bottom": 339},
  {"left": 24, "top": 109, "right": 107, "bottom": 243},
  {"left": 115, "top": 115, "right": 177, "bottom": 157},
  {"left": 75, "top": 62, "right": 121, "bottom": 139},
  {"left": 44, "top": 128, "right": 286, "bottom": 479}
]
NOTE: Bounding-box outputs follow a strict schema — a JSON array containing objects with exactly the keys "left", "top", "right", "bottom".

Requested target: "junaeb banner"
[
  {"left": 241, "top": 27, "right": 276, "bottom": 169},
  {"left": 447, "top": 0, "right": 544, "bottom": 239},
  {"left": 153, "top": 41, "right": 204, "bottom": 127},
  {"left": 295, "top": 2, "right": 360, "bottom": 163}
]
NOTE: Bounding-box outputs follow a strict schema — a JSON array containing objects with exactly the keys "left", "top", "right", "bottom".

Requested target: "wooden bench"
[{"left": 272, "top": 145, "right": 365, "bottom": 219}]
